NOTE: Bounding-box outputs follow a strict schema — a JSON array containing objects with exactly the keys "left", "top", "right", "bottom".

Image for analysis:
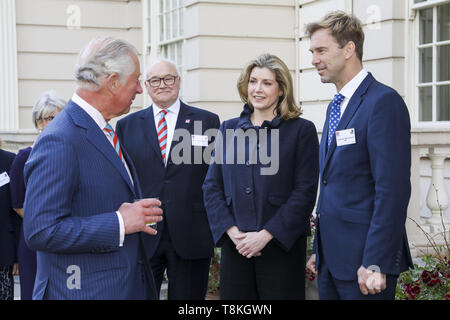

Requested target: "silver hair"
[
  {"left": 75, "top": 37, "right": 139, "bottom": 91},
  {"left": 145, "top": 57, "right": 181, "bottom": 79},
  {"left": 32, "top": 90, "right": 66, "bottom": 129}
]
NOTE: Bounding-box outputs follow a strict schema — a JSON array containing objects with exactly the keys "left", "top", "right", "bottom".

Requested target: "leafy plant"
[
  {"left": 396, "top": 185, "right": 450, "bottom": 300},
  {"left": 207, "top": 247, "right": 221, "bottom": 295}
]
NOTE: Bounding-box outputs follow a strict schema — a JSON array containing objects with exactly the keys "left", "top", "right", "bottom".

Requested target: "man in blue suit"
[
  {"left": 305, "top": 11, "right": 413, "bottom": 300},
  {"left": 23, "top": 37, "right": 162, "bottom": 300},
  {"left": 116, "top": 59, "right": 220, "bottom": 300}
]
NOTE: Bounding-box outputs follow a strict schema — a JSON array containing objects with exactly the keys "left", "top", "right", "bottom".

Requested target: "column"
[
  {"left": 0, "top": 0, "right": 19, "bottom": 130},
  {"left": 425, "top": 147, "right": 450, "bottom": 233}
]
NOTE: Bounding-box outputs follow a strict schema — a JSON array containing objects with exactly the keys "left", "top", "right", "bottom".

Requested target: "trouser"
[{"left": 220, "top": 236, "right": 306, "bottom": 300}]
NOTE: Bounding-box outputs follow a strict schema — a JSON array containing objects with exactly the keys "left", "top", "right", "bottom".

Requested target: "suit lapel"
[
  {"left": 141, "top": 106, "right": 165, "bottom": 164},
  {"left": 67, "top": 101, "right": 135, "bottom": 194},
  {"left": 322, "top": 73, "right": 375, "bottom": 171}
]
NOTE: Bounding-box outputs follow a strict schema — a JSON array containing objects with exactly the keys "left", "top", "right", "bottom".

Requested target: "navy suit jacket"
[
  {"left": 0, "top": 149, "right": 19, "bottom": 267},
  {"left": 23, "top": 100, "right": 157, "bottom": 300},
  {"left": 314, "top": 73, "right": 414, "bottom": 280},
  {"left": 116, "top": 101, "right": 220, "bottom": 260},
  {"left": 203, "top": 105, "right": 319, "bottom": 251}
]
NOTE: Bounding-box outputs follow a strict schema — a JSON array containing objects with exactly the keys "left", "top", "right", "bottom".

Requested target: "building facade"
[{"left": 0, "top": 0, "right": 449, "bottom": 256}]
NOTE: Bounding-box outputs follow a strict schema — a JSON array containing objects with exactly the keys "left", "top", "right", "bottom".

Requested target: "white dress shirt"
[
  {"left": 72, "top": 93, "right": 126, "bottom": 247},
  {"left": 152, "top": 99, "right": 181, "bottom": 165},
  {"left": 338, "top": 68, "right": 369, "bottom": 116}
]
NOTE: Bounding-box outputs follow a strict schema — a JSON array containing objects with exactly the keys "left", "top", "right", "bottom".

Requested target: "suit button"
[
  {"left": 323, "top": 180, "right": 327, "bottom": 185},
  {"left": 245, "top": 187, "right": 252, "bottom": 195},
  {"left": 245, "top": 160, "right": 250, "bottom": 166}
]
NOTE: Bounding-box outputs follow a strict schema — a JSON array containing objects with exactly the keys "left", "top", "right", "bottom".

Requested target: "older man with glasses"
[{"left": 116, "top": 58, "right": 220, "bottom": 300}]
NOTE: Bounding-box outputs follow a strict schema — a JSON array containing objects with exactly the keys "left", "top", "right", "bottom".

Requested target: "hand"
[
  {"left": 306, "top": 254, "right": 317, "bottom": 276},
  {"left": 12, "top": 264, "right": 19, "bottom": 276},
  {"left": 357, "top": 266, "right": 386, "bottom": 295},
  {"left": 235, "top": 230, "right": 273, "bottom": 259},
  {"left": 226, "top": 226, "right": 246, "bottom": 247},
  {"left": 119, "top": 198, "right": 163, "bottom": 236}
]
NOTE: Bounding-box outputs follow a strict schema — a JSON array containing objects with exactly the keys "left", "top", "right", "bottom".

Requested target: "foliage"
[
  {"left": 207, "top": 247, "right": 221, "bottom": 295},
  {"left": 305, "top": 214, "right": 316, "bottom": 283},
  {"left": 396, "top": 254, "right": 450, "bottom": 300},
  {"left": 396, "top": 185, "right": 450, "bottom": 300}
]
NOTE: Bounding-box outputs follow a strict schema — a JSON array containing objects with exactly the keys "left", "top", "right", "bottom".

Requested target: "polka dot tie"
[{"left": 328, "top": 93, "right": 345, "bottom": 148}]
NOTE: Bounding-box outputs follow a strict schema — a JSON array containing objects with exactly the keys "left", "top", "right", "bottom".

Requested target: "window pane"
[
  {"left": 438, "top": 44, "right": 450, "bottom": 81},
  {"left": 173, "top": 9, "right": 178, "bottom": 38},
  {"left": 420, "top": 8, "right": 433, "bottom": 44},
  {"left": 437, "top": 85, "right": 450, "bottom": 121},
  {"left": 414, "top": 0, "right": 427, "bottom": 3},
  {"left": 419, "top": 47, "right": 433, "bottom": 83},
  {"left": 437, "top": 3, "right": 450, "bottom": 41},
  {"left": 419, "top": 86, "right": 433, "bottom": 121}
]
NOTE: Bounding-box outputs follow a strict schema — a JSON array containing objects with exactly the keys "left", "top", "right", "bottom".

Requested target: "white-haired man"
[
  {"left": 24, "top": 37, "right": 162, "bottom": 300},
  {"left": 116, "top": 58, "right": 220, "bottom": 300}
]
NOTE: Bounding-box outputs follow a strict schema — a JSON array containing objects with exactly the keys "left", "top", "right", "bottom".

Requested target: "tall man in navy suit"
[
  {"left": 305, "top": 11, "right": 413, "bottom": 300},
  {"left": 116, "top": 59, "right": 220, "bottom": 300},
  {"left": 23, "top": 37, "right": 162, "bottom": 300}
]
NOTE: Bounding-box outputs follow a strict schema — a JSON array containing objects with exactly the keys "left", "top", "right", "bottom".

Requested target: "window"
[
  {"left": 143, "top": 0, "right": 184, "bottom": 75},
  {"left": 413, "top": 0, "right": 450, "bottom": 122}
]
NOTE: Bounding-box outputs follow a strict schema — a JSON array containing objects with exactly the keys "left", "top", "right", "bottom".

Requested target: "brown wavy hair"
[
  {"left": 305, "top": 10, "right": 365, "bottom": 62},
  {"left": 237, "top": 53, "right": 302, "bottom": 120}
]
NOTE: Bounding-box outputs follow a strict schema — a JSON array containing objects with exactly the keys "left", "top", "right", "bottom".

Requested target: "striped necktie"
[
  {"left": 104, "top": 123, "right": 123, "bottom": 160},
  {"left": 157, "top": 110, "right": 168, "bottom": 166},
  {"left": 328, "top": 93, "right": 345, "bottom": 148}
]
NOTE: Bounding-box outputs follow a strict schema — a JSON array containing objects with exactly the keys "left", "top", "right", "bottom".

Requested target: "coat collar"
[
  {"left": 237, "top": 104, "right": 282, "bottom": 130},
  {"left": 321, "top": 72, "right": 375, "bottom": 170},
  {"left": 66, "top": 100, "right": 136, "bottom": 194}
]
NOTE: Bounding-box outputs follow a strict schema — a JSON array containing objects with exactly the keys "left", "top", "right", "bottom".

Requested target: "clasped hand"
[{"left": 227, "top": 226, "right": 273, "bottom": 258}]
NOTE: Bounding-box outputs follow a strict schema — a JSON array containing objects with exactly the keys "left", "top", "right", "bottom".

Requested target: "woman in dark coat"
[{"left": 203, "top": 54, "right": 319, "bottom": 300}]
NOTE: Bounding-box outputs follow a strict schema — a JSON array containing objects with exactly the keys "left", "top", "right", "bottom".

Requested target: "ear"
[
  {"left": 344, "top": 41, "right": 356, "bottom": 60},
  {"left": 105, "top": 73, "right": 121, "bottom": 95}
]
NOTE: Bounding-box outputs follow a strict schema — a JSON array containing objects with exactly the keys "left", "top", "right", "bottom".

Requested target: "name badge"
[
  {"left": 191, "top": 135, "right": 209, "bottom": 147},
  {"left": 0, "top": 171, "right": 10, "bottom": 187},
  {"left": 336, "top": 128, "right": 356, "bottom": 147}
]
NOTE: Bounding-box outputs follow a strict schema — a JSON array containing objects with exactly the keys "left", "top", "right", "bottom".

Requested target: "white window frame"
[
  {"left": 411, "top": 0, "right": 450, "bottom": 125},
  {"left": 142, "top": 0, "right": 185, "bottom": 106}
]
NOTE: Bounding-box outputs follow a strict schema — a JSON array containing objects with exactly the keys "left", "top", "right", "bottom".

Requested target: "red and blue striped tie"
[
  {"left": 157, "top": 110, "right": 168, "bottom": 166},
  {"left": 104, "top": 123, "right": 123, "bottom": 160}
]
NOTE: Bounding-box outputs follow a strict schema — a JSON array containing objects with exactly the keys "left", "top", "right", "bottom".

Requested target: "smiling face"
[
  {"left": 145, "top": 61, "right": 180, "bottom": 109},
  {"left": 247, "top": 67, "right": 282, "bottom": 115},
  {"left": 309, "top": 28, "right": 347, "bottom": 87}
]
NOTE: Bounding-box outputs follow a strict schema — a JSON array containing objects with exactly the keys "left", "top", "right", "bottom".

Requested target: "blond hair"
[
  {"left": 237, "top": 53, "right": 302, "bottom": 121},
  {"left": 305, "top": 11, "right": 365, "bottom": 61}
]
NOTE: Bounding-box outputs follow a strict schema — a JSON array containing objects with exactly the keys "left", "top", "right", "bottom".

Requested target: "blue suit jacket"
[
  {"left": 116, "top": 101, "right": 220, "bottom": 259},
  {"left": 23, "top": 100, "right": 157, "bottom": 300},
  {"left": 203, "top": 105, "right": 319, "bottom": 251},
  {"left": 314, "top": 73, "right": 414, "bottom": 280},
  {"left": 0, "top": 149, "right": 19, "bottom": 267}
]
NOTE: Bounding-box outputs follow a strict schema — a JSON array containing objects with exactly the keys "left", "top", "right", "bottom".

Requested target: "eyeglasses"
[
  {"left": 146, "top": 75, "right": 178, "bottom": 87},
  {"left": 39, "top": 116, "right": 55, "bottom": 122}
]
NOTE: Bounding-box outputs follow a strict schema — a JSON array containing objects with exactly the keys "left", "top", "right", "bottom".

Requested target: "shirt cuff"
[{"left": 116, "top": 211, "right": 125, "bottom": 247}]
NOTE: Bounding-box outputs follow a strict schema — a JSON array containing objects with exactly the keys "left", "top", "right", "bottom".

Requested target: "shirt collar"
[
  {"left": 339, "top": 68, "right": 368, "bottom": 99},
  {"left": 72, "top": 93, "right": 108, "bottom": 130},
  {"left": 153, "top": 99, "right": 181, "bottom": 118}
]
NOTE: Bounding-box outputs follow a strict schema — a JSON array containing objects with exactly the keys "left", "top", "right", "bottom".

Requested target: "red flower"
[{"left": 445, "top": 294, "right": 450, "bottom": 300}]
